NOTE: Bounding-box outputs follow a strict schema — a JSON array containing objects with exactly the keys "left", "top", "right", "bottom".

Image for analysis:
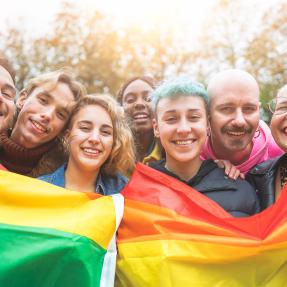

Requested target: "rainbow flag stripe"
[
  {"left": 116, "top": 163, "right": 287, "bottom": 286},
  {"left": 0, "top": 170, "right": 123, "bottom": 287}
]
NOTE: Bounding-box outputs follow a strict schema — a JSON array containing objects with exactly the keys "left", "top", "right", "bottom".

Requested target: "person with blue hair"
[{"left": 148, "top": 77, "right": 259, "bottom": 217}]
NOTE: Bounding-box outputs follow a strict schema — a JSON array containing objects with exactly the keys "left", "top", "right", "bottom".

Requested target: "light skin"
[
  {"left": 208, "top": 70, "right": 260, "bottom": 165},
  {"left": 153, "top": 95, "right": 208, "bottom": 181},
  {"left": 65, "top": 105, "right": 113, "bottom": 192},
  {"left": 0, "top": 66, "right": 16, "bottom": 132},
  {"left": 11, "top": 82, "right": 76, "bottom": 149},
  {"left": 122, "top": 79, "right": 154, "bottom": 160},
  {"left": 270, "top": 86, "right": 287, "bottom": 152}
]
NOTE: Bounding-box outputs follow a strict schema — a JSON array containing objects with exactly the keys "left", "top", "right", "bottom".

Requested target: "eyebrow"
[
  {"left": 164, "top": 109, "right": 202, "bottom": 113},
  {"left": 40, "top": 90, "right": 71, "bottom": 114},
  {"left": 78, "top": 121, "right": 113, "bottom": 129}
]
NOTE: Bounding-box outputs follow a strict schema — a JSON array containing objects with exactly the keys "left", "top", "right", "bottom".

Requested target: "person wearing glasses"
[
  {"left": 247, "top": 85, "right": 287, "bottom": 210},
  {"left": 201, "top": 69, "right": 283, "bottom": 175}
]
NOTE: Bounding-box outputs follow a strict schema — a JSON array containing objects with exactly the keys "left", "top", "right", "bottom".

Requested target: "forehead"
[
  {"left": 211, "top": 82, "right": 259, "bottom": 106},
  {"left": 73, "top": 105, "right": 113, "bottom": 126},
  {"left": 32, "top": 82, "right": 75, "bottom": 104},
  {"left": 0, "top": 66, "right": 15, "bottom": 88},
  {"left": 123, "top": 79, "right": 153, "bottom": 96},
  {"left": 157, "top": 95, "right": 206, "bottom": 115}
]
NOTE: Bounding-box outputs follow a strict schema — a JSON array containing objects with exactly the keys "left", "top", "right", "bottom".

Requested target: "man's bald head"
[{"left": 208, "top": 69, "right": 260, "bottom": 104}]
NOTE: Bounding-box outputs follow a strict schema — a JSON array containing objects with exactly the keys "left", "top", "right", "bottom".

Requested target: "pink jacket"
[{"left": 201, "top": 120, "right": 284, "bottom": 174}]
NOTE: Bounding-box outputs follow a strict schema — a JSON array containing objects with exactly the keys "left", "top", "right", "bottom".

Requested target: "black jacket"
[
  {"left": 150, "top": 159, "right": 260, "bottom": 217},
  {"left": 246, "top": 154, "right": 287, "bottom": 211}
]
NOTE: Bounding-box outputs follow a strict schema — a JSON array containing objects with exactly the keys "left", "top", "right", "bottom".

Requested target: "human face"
[
  {"left": 11, "top": 82, "right": 75, "bottom": 149},
  {"left": 154, "top": 95, "right": 208, "bottom": 166},
  {"left": 270, "top": 95, "right": 287, "bottom": 152},
  {"left": 209, "top": 83, "right": 260, "bottom": 154},
  {"left": 67, "top": 105, "right": 113, "bottom": 173},
  {"left": 122, "top": 79, "right": 154, "bottom": 133},
  {"left": 0, "top": 66, "right": 16, "bottom": 132}
]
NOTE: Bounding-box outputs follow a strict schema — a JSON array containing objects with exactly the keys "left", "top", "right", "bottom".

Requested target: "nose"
[
  {"left": 134, "top": 97, "right": 146, "bottom": 110},
  {"left": 232, "top": 109, "right": 246, "bottom": 127},
  {"left": 40, "top": 106, "right": 54, "bottom": 122},
  {"left": 88, "top": 130, "right": 100, "bottom": 144},
  {"left": 177, "top": 118, "right": 191, "bottom": 134}
]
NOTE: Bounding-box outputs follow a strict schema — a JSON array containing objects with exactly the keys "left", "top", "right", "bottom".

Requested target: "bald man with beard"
[{"left": 201, "top": 69, "right": 283, "bottom": 174}]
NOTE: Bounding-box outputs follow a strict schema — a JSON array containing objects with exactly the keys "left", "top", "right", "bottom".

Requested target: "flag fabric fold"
[
  {"left": 0, "top": 170, "right": 123, "bottom": 287},
  {"left": 116, "top": 163, "right": 287, "bottom": 287}
]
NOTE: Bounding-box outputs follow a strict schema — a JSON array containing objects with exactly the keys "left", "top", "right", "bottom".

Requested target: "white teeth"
[
  {"left": 32, "top": 120, "right": 47, "bottom": 132},
  {"left": 134, "top": 114, "right": 148, "bottom": 119},
  {"left": 174, "top": 140, "right": 194, "bottom": 145},
  {"left": 83, "top": 148, "right": 100, "bottom": 155},
  {"left": 227, "top": 131, "right": 245, "bottom": 136}
]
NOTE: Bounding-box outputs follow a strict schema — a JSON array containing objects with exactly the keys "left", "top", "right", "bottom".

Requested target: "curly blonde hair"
[{"left": 69, "top": 94, "right": 135, "bottom": 176}]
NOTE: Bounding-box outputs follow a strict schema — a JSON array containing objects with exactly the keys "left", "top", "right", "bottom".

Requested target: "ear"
[
  {"left": 16, "top": 90, "right": 28, "bottom": 110},
  {"left": 153, "top": 118, "right": 160, "bottom": 138},
  {"left": 206, "top": 119, "right": 211, "bottom": 137},
  {"left": 64, "top": 129, "right": 71, "bottom": 143}
]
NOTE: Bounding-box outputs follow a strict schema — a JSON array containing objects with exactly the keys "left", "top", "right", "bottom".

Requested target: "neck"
[
  {"left": 165, "top": 156, "right": 202, "bottom": 181},
  {"left": 211, "top": 139, "right": 253, "bottom": 165},
  {"left": 65, "top": 160, "right": 99, "bottom": 192},
  {"left": 134, "top": 129, "right": 154, "bottom": 161}
]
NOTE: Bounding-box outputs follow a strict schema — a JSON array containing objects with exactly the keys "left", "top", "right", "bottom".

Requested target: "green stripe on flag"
[{"left": 0, "top": 223, "right": 107, "bottom": 287}]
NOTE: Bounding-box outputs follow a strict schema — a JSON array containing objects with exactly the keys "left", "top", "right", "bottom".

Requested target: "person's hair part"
[
  {"left": 69, "top": 94, "right": 135, "bottom": 176},
  {"left": 0, "top": 55, "right": 16, "bottom": 84},
  {"left": 24, "top": 68, "right": 86, "bottom": 102},
  {"left": 117, "top": 75, "right": 156, "bottom": 104},
  {"left": 151, "top": 77, "right": 208, "bottom": 114}
]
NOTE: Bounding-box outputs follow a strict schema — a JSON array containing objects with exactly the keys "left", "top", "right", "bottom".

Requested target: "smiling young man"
[
  {"left": 0, "top": 69, "right": 86, "bottom": 176},
  {"left": 201, "top": 69, "right": 283, "bottom": 174},
  {"left": 0, "top": 56, "right": 16, "bottom": 133},
  {"left": 148, "top": 78, "right": 259, "bottom": 217}
]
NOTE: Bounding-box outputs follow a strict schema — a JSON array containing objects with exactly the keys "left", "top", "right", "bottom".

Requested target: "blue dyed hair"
[{"left": 151, "top": 77, "right": 208, "bottom": 113}]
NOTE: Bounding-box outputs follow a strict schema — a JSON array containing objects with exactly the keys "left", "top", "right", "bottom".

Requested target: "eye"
[
  {"left": 243, "top": 106, "right": 257, "bottom": 113},
  {"left": 188, "top": 115, "right": 201, "bottom": 121},
  {"left": 38, "top": 96, "right": 48, "bottom": 105},
  {"left": 1, "top": 91, "right": 14, "bottom": 100},
  {"left": 144, "top": 95, "right": 151, "bottom": 102},
  {"left": 101, "top": 129, "right": 113, "bottom": 136},
  {"left": 79, "top": 126, "right": 91, "bottom": 132},
  {"left": 123, "top": 96, "right": 135, "bottom": 105},
  {"left": 165, "top": 116, "right": 177, "bottom": 123},
  {"left": 57, "top": 111, "right": 67, "bottom": 120},
  {"left": 220, "top": 106, "right": 233, "bottom": 113}
]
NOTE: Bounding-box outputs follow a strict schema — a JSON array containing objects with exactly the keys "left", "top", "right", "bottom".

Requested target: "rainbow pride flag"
[
  {"left": 116, "top": 163, "right": 287, "bottom": 286},
  {"left": 0, "top": 170, "right": 123, "bottom": 287}
]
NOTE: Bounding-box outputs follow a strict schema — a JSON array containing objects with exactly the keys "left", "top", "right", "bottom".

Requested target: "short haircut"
[
  {"left": 69, "top": 94, "right": 135, "bottom": 176},
  {"left": 151, "top": 77, "right": 208, "bottom": 113},
  {"left": 0, "top": 55, "right": 16, "bottom": 84},
  {"left": 117, "top": 76, "right": 156, "bottom": 104},
  {"left": 23, "top": 69, "right": 86, "bottom": 102}
]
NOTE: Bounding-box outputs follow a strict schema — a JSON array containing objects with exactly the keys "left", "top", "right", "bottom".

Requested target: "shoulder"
[
  {"left": 248, "top": 155, "right": 285, "bottom": 176},
  {"left": 98, "top": 172, "right": 128, "bottom": 195},
  {"left": 38, "top": 165, "right": 66, "bottom": 187}
]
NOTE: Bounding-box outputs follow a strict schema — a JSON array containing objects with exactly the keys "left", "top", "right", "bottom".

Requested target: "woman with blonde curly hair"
[{"left": 38, "top": 94, "right": 135, "bottom": 194}]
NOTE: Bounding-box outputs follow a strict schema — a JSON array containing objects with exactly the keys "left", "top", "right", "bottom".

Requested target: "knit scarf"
[{"left": 0, "top": 132, "right": 57, "bottom": 175}]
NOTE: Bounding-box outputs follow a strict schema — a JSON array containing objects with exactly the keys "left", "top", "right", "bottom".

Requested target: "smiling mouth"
[
  {"left": 31, "top": 120, "right": 48, "bottom": 133},
  {"left": 226, "top": 131, "right": 246, "bottom": 137},
  {"left": 172, "top": 139, "right": 195, "bottom": 145},
  {"left": 133, "top": 113, "right": 149, "bottom": 120},
  {"left": 82, "top": 148, "right": 101, "bottom": 156}
]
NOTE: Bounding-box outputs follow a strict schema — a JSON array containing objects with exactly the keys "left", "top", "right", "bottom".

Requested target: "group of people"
[{"left": 0, "top": 54, "right": 286, "bottom": 218}]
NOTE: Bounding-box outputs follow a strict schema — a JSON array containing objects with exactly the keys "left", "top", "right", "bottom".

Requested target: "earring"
[{"left": 254, "top": 127, "right": 261, "bottom": 139}]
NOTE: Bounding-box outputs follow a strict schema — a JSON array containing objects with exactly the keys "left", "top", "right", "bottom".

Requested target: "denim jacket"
[{"left": 38, "top": 165, "right": 128, "bottom": 195}]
